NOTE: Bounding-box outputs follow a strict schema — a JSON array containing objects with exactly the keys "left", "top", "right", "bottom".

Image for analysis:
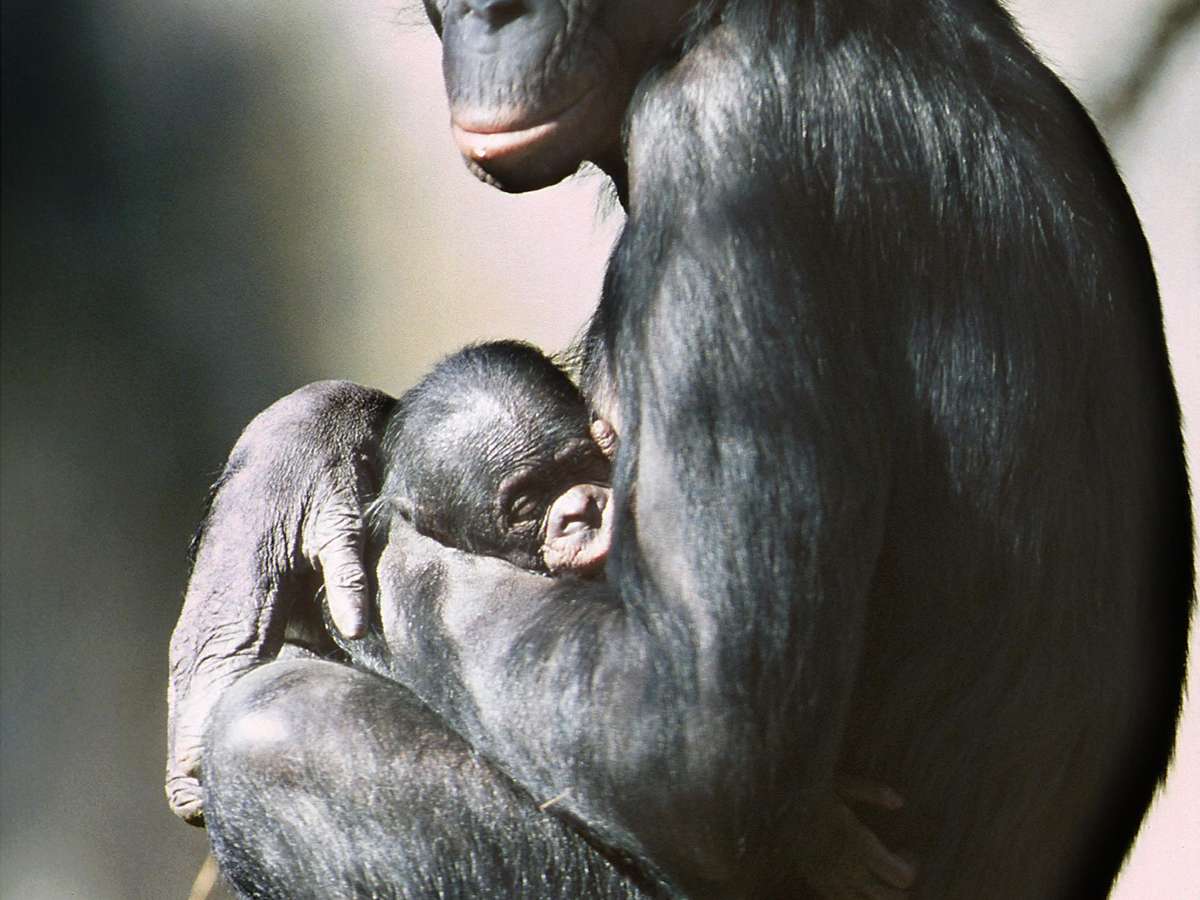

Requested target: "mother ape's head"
[{"left": 422, "top": 0, "right": 696, "bottom": 192}]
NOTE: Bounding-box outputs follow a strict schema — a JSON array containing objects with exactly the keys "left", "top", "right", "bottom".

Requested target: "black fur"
[
  {"left": 371, "top": 341, "right": 604, "bottom": 571},
  {"left": 202, "top": 1, "right": 1192, "bottom": 897}
]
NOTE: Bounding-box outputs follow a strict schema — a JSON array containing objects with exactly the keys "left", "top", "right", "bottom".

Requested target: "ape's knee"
[
  {"left": 208, "top": 700, "right": 292, "bottom": 778},
  {"left": 204, "top": 659, "right": 349, "bottom": 786}
]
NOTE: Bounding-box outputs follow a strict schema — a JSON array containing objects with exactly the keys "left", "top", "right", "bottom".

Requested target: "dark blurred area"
[
  {"left": 2, "top": 1, "right": 1196, "bottom": 896},
  {"left": 2, "top": 1, "right": 336, "bottom": 894}
]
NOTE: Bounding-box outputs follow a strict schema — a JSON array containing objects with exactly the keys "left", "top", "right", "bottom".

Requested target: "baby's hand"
[{"left": 801, "top": 776, "right": 917, "bottom": 898}]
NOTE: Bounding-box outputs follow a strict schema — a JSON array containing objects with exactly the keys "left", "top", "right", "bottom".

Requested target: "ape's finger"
[
  {"left": 590, "top": 418, "right": 618, "bottom": 459},
  {"left": 321, "top": 549, "right": 368, "bottom": 639},
  {"left": 831, "top": 798, "right": 917, "bottom": 892},
  {"left": 855, "top": 821, "right": 917, "bottom": 889},
  {"left": 166, "top": 773, "right": 206, "bottom": 826},
  {"left": 838, "top": 775, "right": 904, "bottom": 810},
  {"left": 313, "top": 503, "right": 368, "bottom": 639}
]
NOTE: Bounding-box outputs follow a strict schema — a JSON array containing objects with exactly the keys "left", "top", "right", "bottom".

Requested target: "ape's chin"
[
  {"left": 450, "top": 85, "right": 624, "bottom": 194},
  {"left": 460, "top": 151, "right": 580, "bottom": 194}
]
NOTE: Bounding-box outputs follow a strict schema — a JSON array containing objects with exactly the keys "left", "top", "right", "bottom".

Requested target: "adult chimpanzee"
[
  {"left": 180, "top": 337, "right": 915, "bottom": 896},
  {"left": 167, "top": 0, "right": 1193, "bottom": 897},
  {"left": 374, "top": 340, "right": 615, "bottom": 577}
]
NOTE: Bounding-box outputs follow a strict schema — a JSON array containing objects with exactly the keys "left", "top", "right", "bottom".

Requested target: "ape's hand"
[
  {"left": 799, "top": 777, "right": 917, "bottom": 899},
  {"left": 166, "top": 380, "right": 393, "bottom": 824}
]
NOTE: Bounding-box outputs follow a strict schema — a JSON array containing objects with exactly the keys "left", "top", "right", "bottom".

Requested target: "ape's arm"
[
  {"left": 374, "top": 187, "right": 891, "bottom": 895},
  {"left": 167, "top": 381, "right": 392, "bottom": 823}
]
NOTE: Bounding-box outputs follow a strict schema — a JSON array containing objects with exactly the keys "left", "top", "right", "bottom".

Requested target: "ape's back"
[{"left": 827, "top": 7, "right": 1191, "bottom": 896}]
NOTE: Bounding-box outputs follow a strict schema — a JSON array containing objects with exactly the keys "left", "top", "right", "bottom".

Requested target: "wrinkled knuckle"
[
  {"left": 310, "top": 512, "right": 364, "bottom": 561},
  {"left": 288, "top": 379, "right": 358, "bottom": 410},
  {"left": 325, "top": 558, "right": 367, "bottom": 592},
  {"left": 166, "top": 775, "right": 206, "bottom": 821},
  {"left": 168, "top": 647, "right": 192, "bottom": 679},
  {"left": 285, "top": 380, "right": 377, "bottom": 425},
  {"left": 290, "top": 379, "right": 347, "bottom": 404},
  {"left": 239, "top": 381, "right": 353, "bottom": 445},
  {"left": 172, "top": 741, "right": 205, "bottom": 774},
  {"left": 320, "top": 502, "right": 364, "bottom": 533},
  {"left": 312, "top": 528, "right": 362, "bottom": 566}
]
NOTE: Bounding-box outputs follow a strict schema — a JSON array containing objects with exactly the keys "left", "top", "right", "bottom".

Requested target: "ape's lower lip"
[
  {"left": 451, "top": 119, "right": 560, "bottom": 162},
  {"left": 450, "top": 88, "right": 594, "bottom": 164}
]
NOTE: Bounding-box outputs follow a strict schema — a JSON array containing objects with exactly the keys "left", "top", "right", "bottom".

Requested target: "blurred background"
[{"left": 1, "top": 0, "right": 1196, "bottom": 896}]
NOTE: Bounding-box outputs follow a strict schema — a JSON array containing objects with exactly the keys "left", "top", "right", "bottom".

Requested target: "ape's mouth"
[
  {"left": 450, "top": 87, "right": 597, "bottom": 165},
  {"left": 452, "top": 119, "right": 560, "bottom": 163}
]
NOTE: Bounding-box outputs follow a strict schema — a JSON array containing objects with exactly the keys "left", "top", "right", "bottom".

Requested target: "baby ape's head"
[{"left": 376, "top": 341, "right": 613, "bottom": 575}]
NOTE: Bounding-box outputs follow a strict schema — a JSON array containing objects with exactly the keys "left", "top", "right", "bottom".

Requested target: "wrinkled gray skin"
[{"left": 166, "top": 382, "right": 392, "bottom": 824}]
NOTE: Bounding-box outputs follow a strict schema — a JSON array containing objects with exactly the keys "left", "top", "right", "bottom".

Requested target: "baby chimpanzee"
[
  {"left": 370, "top": 341, "right": 614, "bottom": 578},
  {"left": 201, "top": 340, "right": 916, "bottom": 892}
]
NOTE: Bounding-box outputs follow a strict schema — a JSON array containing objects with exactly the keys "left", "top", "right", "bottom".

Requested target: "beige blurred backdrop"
[{"left": 1, "top": 1, "right": 1195, "bottom": 896}]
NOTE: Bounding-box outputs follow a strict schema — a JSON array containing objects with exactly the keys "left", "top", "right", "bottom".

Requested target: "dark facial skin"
[
  {"left": 424, "top": 0, "right": 695, "bottom": 195},
  {"left": 406, "top": 415, "right": 614, "bottom": 576},
  {"left": 377, "top": 341, "right": 613, "bottom": 575}
]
